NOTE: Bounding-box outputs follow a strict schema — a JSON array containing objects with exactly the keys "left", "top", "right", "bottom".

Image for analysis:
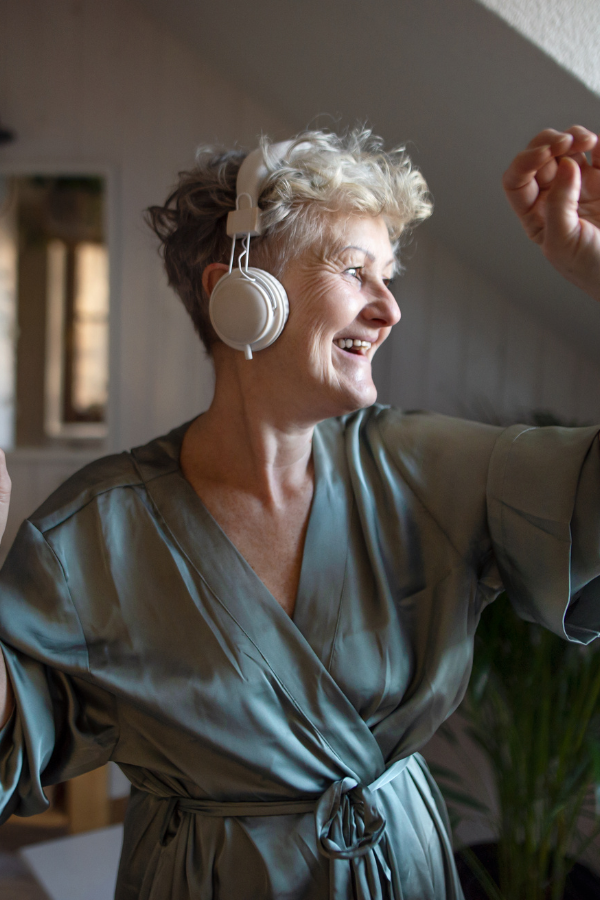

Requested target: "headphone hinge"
[{"left": 226, "top": 207, "right": 262, "bottom": 237}]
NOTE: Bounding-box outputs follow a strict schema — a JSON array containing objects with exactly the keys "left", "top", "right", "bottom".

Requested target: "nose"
[{"left": 363, "top": 284, "right": 401, "bottom": 328}]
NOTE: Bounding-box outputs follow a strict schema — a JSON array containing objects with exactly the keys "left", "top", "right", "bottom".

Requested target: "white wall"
[
  {"left": 374, "top": 229, "right": 600, "bottom": 426},
  {"left": 0, "top": 0, "right": 291, "bottom": 558},
  {"left": 1, "top": 0, "right": 600, "bottom": 856},
  {"left": 2, "top": 0, "right": 599, "bottom": 540},
  {"left": 0, "top": 0, "right": 291, "bottom": 454}
]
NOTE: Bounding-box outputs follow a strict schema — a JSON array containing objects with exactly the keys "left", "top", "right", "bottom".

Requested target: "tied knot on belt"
[
  {"left": 315, "top": 776, "right": 387, "bottom": 861},
  {"left": 158, "top": 776, "right": 388, "bottom": 863},
  {"left": 154, "top": 760, "right": 414, "bottom": 898}
]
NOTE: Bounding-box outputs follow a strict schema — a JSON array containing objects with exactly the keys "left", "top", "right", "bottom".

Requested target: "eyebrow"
[{"left": 342, "top": 245, "right": 396, "bottom": 271}]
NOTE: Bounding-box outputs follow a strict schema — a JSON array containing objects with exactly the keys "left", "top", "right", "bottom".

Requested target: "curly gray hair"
[{"left": 147, "top": 127, "right": 432, "bottom": 353}]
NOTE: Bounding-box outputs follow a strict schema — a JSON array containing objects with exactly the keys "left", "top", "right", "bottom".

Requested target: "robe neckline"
[
  {"left": 131, "top": 418, "right": 386, "bottom": 785},
  {"left": 136, "top": 418, "right": 351, "bottom": 659}
]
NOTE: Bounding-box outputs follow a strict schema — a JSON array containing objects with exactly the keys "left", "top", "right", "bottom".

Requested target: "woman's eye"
[
  {"left": 383, "top": 277, "right": 395, "bottom": 289},
  {"left": 344, "top": 267, "right": 363, "bottom": 281}
]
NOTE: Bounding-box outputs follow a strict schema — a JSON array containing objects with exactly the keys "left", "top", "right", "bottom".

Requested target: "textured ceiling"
[
  {"left": 479, "top": 0, "right": 600, "bottom": 97},
  {"left": 137, "top": 0, "right": 600, "bottom": 360}
]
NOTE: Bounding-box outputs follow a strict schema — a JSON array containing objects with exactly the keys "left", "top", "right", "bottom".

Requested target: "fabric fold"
[
  {"left": 1, "top": 407, "right": 599, "bottom": 898},
  {"left": 486, "top": 422, "right": 600, "bottom": 641},
  {"left": 144, "top": 758, "right": 415, "bottom": 900}
]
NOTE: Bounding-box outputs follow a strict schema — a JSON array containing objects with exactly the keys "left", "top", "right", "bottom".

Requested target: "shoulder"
[
  {"left": 29, "top": 451, "right": 142, "bottom": 534},
  {"left": 317, "top": 404, "right": 502, "bottom": 492},
  {"left": 319, "top": 404, "right": 501, "bottom": 458},
  {"left": 29, "top": 421, "right": 189, "bottom": 534},
  {"left": 373, "top": 406, "right": 501, "bottom": 466},
  {"left": 319, "top": 406, "right": 504, "bottom": 553}
]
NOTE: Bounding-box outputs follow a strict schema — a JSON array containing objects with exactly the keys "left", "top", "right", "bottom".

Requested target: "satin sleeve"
[
  {"left": 486, "top": 423, "right": 600, "bottom": 644},
  {"left": 0, "top": 519, "right": 118, "bottom": 822}
]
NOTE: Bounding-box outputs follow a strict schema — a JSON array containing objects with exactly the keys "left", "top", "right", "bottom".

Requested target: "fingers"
[
  {"left": 502, "top": 144, "right": 548, "bottom": 215},
  {"left": 505, "top": 127, "right": 600, "bottom": 296},
  {"left": 543, "top": 157, "right": 582, "bottom": 256},
  {"left": 503, "top": 127, "right": 598, "bottom": 218},
  {"left": 0, "top": 450, "right": 11, "bottom": 545},
  {"left": 0, "top": 451, "right": 11, "bottom": 501},
  {"left": 502, "top": 141, "right": 569, "bottom": 219},
  {"left": 525, "top": 126, "right": 596, "bottom": 154},
  {"left": 564, "top": 125, "right": 598, "bottom": 151},
  {"left": 525, "top": 129, "right": 573, "bottom": 153},
  {"left": 590, "top": 134, "right": 600, "bottom": 169},
  {"left": 502, "top": 133, "right": 573, "bottom": 215}
]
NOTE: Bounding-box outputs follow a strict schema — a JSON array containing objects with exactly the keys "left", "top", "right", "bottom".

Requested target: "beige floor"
[
  {"left": 0, "top": 850, "right": 48, "bottom": 900},
  {"left": 0, "top": 820, "right": 66, "bottom": 900}
]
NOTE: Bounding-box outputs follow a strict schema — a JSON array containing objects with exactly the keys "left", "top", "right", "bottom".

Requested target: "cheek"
[
  {"left": 287, "top": 269, "right": 350, "bottom": 327},
  {"left": 290, "top": 293, "right": 339, "bottom": 353},
  {"left": 305, "top": 324, "right": 334, "bottom": 378}
]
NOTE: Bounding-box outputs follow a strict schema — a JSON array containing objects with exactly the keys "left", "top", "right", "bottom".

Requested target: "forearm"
[
  {"left": 0, "top": 451, "right": 13, "bottom": 728},
  {"left": 0, "top": 650, "right": 14, "bottom": 729}
]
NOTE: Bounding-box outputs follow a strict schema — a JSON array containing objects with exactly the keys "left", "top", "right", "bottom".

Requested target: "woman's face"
[{"left": 277, "top": 214, "right": 400, "bottom": 419}]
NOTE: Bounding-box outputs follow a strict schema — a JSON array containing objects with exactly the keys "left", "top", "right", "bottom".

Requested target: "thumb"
[
  {"left": 0, "top": 451, "right": 11, "bottom": 545},
  {"left": 544, "top": 156, "right": 582, "bottom": 254}
]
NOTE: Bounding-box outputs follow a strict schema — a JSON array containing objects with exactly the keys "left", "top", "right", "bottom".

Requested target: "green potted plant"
[{"left": 431, "top": 592, "right": 600, "bottom": 900}]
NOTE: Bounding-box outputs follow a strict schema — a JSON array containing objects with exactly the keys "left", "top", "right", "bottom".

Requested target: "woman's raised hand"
[
  {"left": 503, "top": 126, "right": 600, "bottom": 301},
  {"left": 0, "top": 450, "right": 11, "bottom": 546}
]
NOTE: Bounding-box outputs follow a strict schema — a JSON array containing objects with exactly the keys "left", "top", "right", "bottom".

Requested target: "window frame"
[{"left": 0, "top": 162, "right": 120, "bottom": 454}]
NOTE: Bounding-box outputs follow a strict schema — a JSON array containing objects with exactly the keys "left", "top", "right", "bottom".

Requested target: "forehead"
[{"left": 329, "top": 214, "right": 395, "bottom": 265}]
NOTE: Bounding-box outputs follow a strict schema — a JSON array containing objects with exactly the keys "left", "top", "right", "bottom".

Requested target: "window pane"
[
  {"left": 44, "top": 240, "right": 67, "bottom": 438},
  {"left": 72, "top": 243, "right": 109, "bottom": 418},
  {"left": 6, "top": 174, "right": 110, "bottom": 445}
]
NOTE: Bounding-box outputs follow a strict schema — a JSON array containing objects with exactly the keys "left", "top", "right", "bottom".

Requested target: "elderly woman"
[{"left": 0, "top": 125, "right": 599, "bottom": 900}]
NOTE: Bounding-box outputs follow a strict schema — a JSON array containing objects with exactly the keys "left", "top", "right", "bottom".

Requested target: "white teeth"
[{"left": 335, "top": 338, "right": 372, "bottom": 351}]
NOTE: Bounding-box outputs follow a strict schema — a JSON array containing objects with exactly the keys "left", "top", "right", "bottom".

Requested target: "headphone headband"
[
  {"left": 216, "top": 137, "right": 303, "bottom": 360},
  {"left": 226, "top": 140, "right": 301, "bottom": 238}
]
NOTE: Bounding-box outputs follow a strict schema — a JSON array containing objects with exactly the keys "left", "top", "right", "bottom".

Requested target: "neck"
[{"left": 182, "top": 346, "right": 316, "bottom": 503}]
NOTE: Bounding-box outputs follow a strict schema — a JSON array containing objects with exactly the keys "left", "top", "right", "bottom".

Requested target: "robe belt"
[{"left": 156, "top": 756, "right": 413, "bottom": 900}]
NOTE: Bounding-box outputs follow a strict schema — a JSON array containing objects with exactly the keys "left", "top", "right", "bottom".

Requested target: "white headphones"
[{"left": 209, "top": 142, "right": 296, "bottom": 360}]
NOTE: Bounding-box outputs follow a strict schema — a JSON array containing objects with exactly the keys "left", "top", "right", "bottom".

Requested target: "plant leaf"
[
  {"left": 437, "top": 787, "right": 491, "bottom": 815},
  {"left": 426, "top": 762, "right": 465, "bottom": 786}
]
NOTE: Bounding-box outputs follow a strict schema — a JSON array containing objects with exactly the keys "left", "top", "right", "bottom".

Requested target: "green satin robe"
[{"left": 0, "top": 406, "right": 599, "bottom": 900}]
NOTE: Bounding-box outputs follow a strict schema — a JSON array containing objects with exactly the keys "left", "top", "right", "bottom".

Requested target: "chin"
[
  {"left": 332, "top": 381, "right": 378, "bottom": 416},
  {"left": 304, "top": 361, "right": 377, "bottom": 419}
]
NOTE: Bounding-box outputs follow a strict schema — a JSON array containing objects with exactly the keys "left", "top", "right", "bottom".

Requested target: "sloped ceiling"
[
  {"left": 479, "top": 0, "right": 600, "bottom": 97},
  {"left": 138, "top": 0, "right": 600, "bottom": 360}
]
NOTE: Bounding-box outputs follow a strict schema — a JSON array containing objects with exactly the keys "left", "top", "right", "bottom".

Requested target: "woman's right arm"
[{"left": 0, "top": 451, "right": 15, "bottom": 728}]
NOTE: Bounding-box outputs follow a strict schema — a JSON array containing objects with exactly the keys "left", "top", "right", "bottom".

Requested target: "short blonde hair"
[
  {"left": 147, "top": 127, "right": 432, "bottom": 353},
  {"left": 259, "top": 128, "right": 431, "bottom": 249}
]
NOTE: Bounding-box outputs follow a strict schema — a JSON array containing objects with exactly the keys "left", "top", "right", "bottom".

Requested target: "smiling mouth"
[{"left": 334, "top": 338, "right": 372, "bottom": 357}]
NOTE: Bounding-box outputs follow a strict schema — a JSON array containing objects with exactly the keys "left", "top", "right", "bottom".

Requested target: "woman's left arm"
[
  {"left": 0, "top": 451, "right": 14, "bottom": 728},
  {"left": 503, "top": 125, "right": 600, "bottom": 301}
]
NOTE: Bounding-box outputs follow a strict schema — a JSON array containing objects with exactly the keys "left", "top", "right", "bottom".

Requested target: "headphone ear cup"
[
  {"left": 248, "top": 270, "right": 289, "bottom": 351},
  {"left": 209, "top": 268, "right": 288, "bottom": 356}
]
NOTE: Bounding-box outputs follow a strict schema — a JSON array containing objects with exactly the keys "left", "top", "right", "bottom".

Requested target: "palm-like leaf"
[{"left": 435, "top": 593, "right": 600, "bottom": 900}]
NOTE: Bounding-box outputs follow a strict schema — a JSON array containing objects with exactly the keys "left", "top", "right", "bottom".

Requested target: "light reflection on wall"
[
  {"left": 45, "top": 240, "right": 66, "bottom": 440},
  {"left": 73, "top": 243, "right": 109, "bottom": 417},
  {"left": 45, "top": 239, "right": 109, "bottom": 438}
]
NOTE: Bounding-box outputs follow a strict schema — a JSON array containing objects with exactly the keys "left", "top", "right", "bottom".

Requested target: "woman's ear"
[{"left": 202, "top": 263, "right": 229, "bottom": 298}]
